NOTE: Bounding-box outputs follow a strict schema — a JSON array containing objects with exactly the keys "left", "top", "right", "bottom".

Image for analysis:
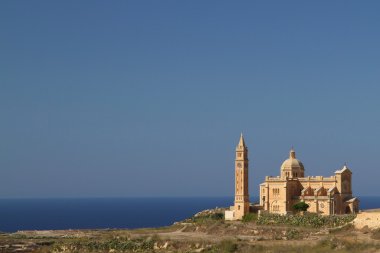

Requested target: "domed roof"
[{"left": 281, "top": 148, "right": 304, "bottom": 171}]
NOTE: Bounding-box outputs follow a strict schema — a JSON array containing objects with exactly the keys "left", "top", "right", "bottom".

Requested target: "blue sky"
[{"left": 1, "top": 1, "right": 379, "bottom": 197}]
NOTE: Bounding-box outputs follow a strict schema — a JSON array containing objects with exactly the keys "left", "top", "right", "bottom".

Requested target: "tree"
[{"left": 293, "top": 202, "right": 309, "bottom": 212}]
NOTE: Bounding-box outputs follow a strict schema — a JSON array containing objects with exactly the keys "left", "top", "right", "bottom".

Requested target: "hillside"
[{"left": 1, "top": 210, "right": 380, "bottom": 253}]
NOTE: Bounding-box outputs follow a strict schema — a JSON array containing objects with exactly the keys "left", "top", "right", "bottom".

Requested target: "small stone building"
[{"left": 259, "top": 149, "right": 359, "bottom": 215}]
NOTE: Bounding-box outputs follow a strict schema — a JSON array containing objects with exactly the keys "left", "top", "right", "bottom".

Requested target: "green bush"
[
  {"left": 52, "top": 236, "right": 158, "bottom": 252},
  {"left": 293, "top": 202, "right": 310, "bottom": 212},
  {"left": 285, "top": 229, "right": 301, "bottom": 240},
  {"left": 256, "top": 213, "right": 356, "bottom": 228},
  {"left": 191, "top": 213, "right": 224, "bottom": 223},
  {"left": 242, "top": 213, "right": 257, "bottom": 222},
  {"left": 219, "top": 240, "right": 238, "bottom": 253}
]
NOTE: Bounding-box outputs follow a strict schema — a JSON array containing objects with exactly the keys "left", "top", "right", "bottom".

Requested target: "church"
[{"left": 225, "top": 134, "right": 359, "bottom": 221}]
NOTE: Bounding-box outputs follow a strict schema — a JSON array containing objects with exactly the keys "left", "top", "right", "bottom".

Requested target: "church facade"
[
  {"left": 260, "top": 148, "right": 359, "bottom": 215},
  {"left": 225, "top": 134, "right": 359, "bottom": 221}
]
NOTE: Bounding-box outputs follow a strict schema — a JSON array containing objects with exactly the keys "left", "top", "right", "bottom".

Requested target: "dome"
[
  {"left": 281, "top": 158, "right": 304, "bottom": 171},
  {"left": 280, "top": 148, "right": 305, "bottom": 178}
]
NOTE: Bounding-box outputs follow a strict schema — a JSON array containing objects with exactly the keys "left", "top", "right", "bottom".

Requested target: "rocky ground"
[
  {"left": 353, "top": 210, "right": 380, "bottom": 230},
  {"left": 1, "top": 209, "right": 380, "bottom": 252}
]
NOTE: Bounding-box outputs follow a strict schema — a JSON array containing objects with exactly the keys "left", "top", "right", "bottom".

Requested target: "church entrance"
[{"left": 345, "top": 206, "right": 351, "bottom": 214}]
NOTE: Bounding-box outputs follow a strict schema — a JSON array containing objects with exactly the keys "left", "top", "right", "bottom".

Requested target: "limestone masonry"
[{"left": 225, "top": 134, "right": 359, "bottom": 221}]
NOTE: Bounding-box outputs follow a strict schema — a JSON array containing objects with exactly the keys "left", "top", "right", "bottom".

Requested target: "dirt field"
[{"left": 353, "top": 209, "right": 380, "bottom": 230}]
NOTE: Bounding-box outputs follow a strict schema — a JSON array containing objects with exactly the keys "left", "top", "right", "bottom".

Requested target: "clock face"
[
  {"left": 320, "top": 203, "right": 324, "bottom": 208},
  {"left": 237, "top": 162, "right": 242, "bottom": 168}
]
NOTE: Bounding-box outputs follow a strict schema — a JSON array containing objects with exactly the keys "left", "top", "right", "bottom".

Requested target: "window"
[
  {"left": 272, "top": 188, "right": 280, "bottom": 196},
  {"left": 238, "top": 205, "right": 240, "bottom": 210}
]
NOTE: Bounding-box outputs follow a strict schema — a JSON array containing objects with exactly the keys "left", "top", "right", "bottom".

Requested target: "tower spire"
[{"left": 238, "top": 133, "right": 246, "bottom": 148}]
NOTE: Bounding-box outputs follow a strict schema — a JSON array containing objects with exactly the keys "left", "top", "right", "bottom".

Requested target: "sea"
[{"left": 0, "top": 196, "right": 379, "bottom": 233}]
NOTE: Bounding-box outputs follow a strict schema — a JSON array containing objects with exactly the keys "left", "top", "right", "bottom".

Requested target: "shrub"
[
  {"left": 52, "top": 236, "right": 159, "bottom": 252},
  {"left": 219, "top": 240, "right": 238, "bottom": 253},
  {"left": 242, "top": 213, "right": 257, "bottom": 222},
  {"left": 191, "top": 213, "right": 224, "bottom": 224},
  {"left": 256, "top": 213, "right": 356, "bottom": 228},
  {"left": 285, "top": 229, "right": 301, "bottom": 240},
  {"left": 293, "top": 202, "right": 310, "bottom": 212}
]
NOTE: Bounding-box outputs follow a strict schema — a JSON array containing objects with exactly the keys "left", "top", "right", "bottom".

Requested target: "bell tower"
[{"left": 234, "top": 133, "right": 250, "bottom": 219}]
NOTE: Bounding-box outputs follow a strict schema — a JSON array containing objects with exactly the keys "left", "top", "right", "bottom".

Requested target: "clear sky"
[{"left": 1, "top": 1, "right": 379, "bottom": 198}]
